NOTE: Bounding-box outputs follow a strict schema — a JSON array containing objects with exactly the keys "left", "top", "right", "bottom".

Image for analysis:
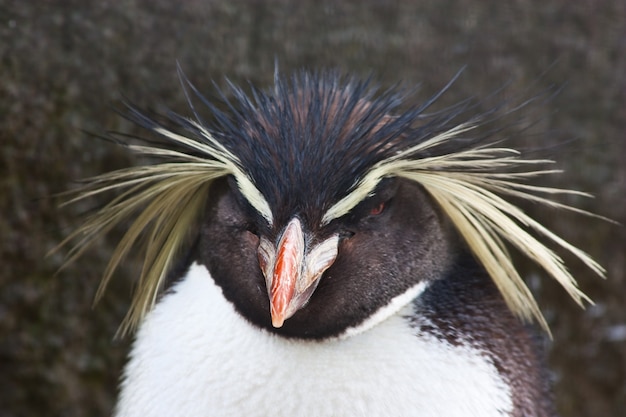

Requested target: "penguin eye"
[{"left": 369, "top": 201, "right": 386, "bottom": 216}]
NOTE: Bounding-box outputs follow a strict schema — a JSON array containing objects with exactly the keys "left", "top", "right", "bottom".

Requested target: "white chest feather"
[{"left": 115, "top": 263, "right": 512, "bottom": 417}]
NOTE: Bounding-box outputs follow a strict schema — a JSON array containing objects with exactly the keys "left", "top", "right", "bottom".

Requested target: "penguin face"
[{"left": 198, "top": 176, "right": 456, "bottom": 340}]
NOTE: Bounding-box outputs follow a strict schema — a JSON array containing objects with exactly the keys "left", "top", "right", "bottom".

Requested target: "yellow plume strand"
[
  {"left": 56, "top": 118, "right": 272, "bottom": 335},
  {"left": 324, "top": 122, "right": 607, "bottom": 334},
  {"left": 322, "top": 123, "right": 477, "bottom": 224},
  {"left": 155, "top": 124, "right": 273, "bottom": 223}
]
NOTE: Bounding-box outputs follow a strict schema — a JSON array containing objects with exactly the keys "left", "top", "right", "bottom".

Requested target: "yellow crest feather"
[
  {"left": 325, "top": 123, "right": 607, "bottom": 335},
  {"left": 56, "top": 118, "right": 271, "bottom": 335}
]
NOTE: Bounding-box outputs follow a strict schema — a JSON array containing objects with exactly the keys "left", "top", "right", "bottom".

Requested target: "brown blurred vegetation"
[{"left": 1, "top": 1, "right": 624, "bottom": 416}]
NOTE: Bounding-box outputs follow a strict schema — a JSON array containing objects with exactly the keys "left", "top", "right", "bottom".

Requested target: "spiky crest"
[{"left": 57, "top": 69, "right": 606, "bottom": 335}]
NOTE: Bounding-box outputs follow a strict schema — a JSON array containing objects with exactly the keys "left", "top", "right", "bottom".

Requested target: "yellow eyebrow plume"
[
  {"left": 55, "top": 118, "right": 271, "bottom": 335},
  {"left": 324, "top": 122, "right": 607, "bottom": 335}
]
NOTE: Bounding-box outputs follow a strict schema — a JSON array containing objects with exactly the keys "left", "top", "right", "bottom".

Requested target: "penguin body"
[{"left": 116, "top": 263, "right": 518, "bottom": 417}]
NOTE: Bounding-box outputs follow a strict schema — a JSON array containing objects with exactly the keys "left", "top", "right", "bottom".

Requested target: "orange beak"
[{"left": 258, "top": 218, "right": 339, "bottom": 328}]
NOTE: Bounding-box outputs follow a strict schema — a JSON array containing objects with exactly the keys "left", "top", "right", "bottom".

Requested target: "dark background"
[{"left": 1, "top": 1, "right": 624, "bottom": 416}]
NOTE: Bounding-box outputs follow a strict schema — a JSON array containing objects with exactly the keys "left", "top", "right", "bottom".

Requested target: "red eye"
[{"left": 369, "top": 202, "right": 386, "bottom": 216}]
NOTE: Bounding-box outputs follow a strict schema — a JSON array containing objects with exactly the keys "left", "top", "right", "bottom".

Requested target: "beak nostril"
[{"left": 257, "top": 237, "right": 276, "bottom": 281}]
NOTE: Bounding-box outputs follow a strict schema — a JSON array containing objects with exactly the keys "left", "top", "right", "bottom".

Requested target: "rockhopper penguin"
[{"left": 60, "top": 70, "right": 606, "bottom": 416}]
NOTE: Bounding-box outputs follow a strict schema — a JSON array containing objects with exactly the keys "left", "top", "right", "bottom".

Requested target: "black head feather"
[{"left": 199, "top": 71, "right": 448, "bottom": 232}]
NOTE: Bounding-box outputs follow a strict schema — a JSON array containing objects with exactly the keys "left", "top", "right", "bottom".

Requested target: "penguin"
[{"left": 59, "top": 70, "right": 605, "bottom": 417}]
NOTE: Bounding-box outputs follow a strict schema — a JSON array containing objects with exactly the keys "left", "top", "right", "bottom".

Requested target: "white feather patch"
[
  {"left": 115, "top": 263, "right": 513, "bottom": 417},
  {"left": 340, "top": 280, "right": 431, "bottom": 339}
]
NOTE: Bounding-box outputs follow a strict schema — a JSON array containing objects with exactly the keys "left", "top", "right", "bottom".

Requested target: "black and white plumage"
[{"left": 60, "top": 70, "right": 605, "bottom": 416}]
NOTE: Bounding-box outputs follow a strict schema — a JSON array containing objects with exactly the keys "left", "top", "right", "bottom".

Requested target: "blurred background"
[{"left": 1, "top": 1, "right": 624, "bottom": 416}]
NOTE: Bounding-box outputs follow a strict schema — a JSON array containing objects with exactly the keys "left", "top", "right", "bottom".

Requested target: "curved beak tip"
[{"left": 271, "top": 315, "right": 285, "bottom": 328}]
